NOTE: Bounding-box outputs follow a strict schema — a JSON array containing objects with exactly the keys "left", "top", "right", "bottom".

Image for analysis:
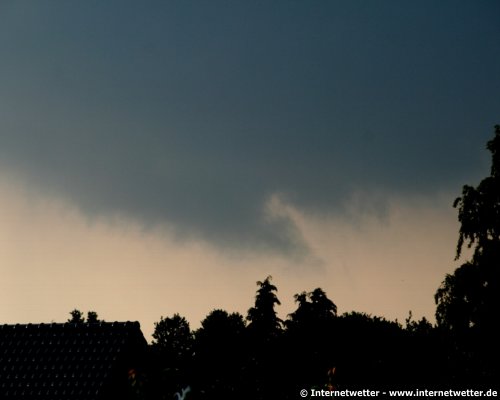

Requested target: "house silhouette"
[{"left": 0, "top": 321, "right": 147, "bottom": 399}]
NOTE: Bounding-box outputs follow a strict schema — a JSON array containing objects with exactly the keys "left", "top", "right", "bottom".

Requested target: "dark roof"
[{"left": 0, "top": 322, "right": 147, "bottom": 399}]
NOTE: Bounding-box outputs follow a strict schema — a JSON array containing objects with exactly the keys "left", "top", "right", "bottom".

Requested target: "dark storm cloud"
[{"left": 1, "top": 1, "right": 499, "bottom": 255}]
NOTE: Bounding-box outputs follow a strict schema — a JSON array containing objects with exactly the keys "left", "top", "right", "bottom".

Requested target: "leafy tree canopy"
[
  {"left": 436, "top": 125, "right": 500, "bottom": 337},
  {"left": 287, "top": 288, "right": 337, "bottom": 329},
  {"left": 151, "top": 313, "right": 193, "bottom": 359},
  {"left": 67, "top": 309, "right": 101, "bottom": 323},
  {"left": 196, "top": 309, "right": 246, "bottom": 343},
  {"left": 68, "top": 309, "right": 85, "bottom": 324},
  {"left": 453, "top": 125, "right": 500, "bottom": 260}
]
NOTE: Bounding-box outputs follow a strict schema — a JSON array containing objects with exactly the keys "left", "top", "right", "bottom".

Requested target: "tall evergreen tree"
[
  {"left": 246, "top": 276, "right": 282, "bottom": 339},
  {"left": 245, "top": 276, "right": 283, "bottom": 400}
]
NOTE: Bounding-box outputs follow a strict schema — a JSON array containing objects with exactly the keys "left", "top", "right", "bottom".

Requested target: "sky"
[{"left": 1, "top": 1, "right": 499, "bottom": 339}]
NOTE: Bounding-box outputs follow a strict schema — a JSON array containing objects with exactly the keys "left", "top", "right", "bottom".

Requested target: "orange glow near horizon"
[{"left": 0, "top": 176, "right": 461, "bottom": 340}]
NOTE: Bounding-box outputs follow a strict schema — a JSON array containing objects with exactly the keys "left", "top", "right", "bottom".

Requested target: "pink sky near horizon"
[{"left": 0, "top": 174, "right": 463, "bottom": 340}]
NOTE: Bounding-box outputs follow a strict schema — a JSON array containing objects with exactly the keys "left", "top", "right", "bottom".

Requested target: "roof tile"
[{"left": 0, "top": 322, "right": 146, "bottom": 399}]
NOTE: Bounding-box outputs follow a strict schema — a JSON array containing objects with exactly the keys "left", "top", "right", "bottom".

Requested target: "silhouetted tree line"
[
  {"left": 70, "top": 126, "right": 499, "bottom": 399},
  {"left": 141, "top": 283, "right": 447, "bottom": 400}
]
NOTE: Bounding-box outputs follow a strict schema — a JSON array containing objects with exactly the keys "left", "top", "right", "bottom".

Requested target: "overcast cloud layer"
[{"left": 1, "top": 1, "right": 499, "bottom": 256}]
